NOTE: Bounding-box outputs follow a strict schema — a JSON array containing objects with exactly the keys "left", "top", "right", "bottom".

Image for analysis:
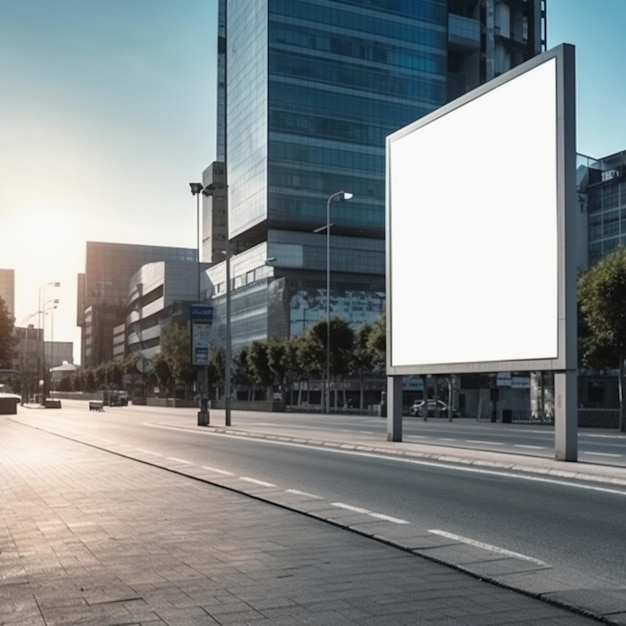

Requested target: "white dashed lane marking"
[
  {"left": 332, "top": 502, "right": 409, "bottom": 524},
  {"left": 135, "top": 448, "right": 160, "bottom": 455},
  {"left": 201, "top": 466, "right": 234, "bottom": 475},
  {"left": 240, "top": 477, "right": 276, "bottom": 487},
  {"left": 287, "top": 489, "right": 324, "bottom": 499},
  {"left": 429, "top": 529, "right": 546, "bottom": 566}
]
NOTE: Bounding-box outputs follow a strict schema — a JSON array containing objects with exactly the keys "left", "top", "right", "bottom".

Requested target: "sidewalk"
[{"left": 0, "top": 416, "right": 604, "bottom": 626}]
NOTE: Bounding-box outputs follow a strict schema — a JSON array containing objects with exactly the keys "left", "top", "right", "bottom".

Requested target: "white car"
[{"left": 409, "top": 400, "right": 453, "bottom": 417}]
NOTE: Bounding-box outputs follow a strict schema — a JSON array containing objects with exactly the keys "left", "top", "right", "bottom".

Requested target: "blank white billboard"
[{"left": 386, "top": 45, "right": 576, "bottom": 374}]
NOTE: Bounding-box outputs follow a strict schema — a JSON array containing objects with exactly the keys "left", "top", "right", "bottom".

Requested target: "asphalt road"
[
  {"left": 155, "top": 408, "right": 626, "bottom": 465},
  {"left": 20, "top": 401, "right": 626, "bottom": 597}
]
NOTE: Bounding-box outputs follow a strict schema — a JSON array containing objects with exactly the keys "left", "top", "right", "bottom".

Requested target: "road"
[{"left": 17, "top": 400, "right": 626, "bottom": 602}]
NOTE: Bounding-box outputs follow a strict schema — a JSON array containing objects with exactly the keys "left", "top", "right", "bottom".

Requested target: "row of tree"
[
  {"left": 1, "top": 248, "right": 626, "bottom": 429},
  {"left": 55, "top": 314, "right": 387, "bottom": 408}
]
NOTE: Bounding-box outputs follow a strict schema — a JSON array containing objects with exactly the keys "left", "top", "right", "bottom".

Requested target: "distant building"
[
  {"left": 77, "top": 242, "right": 197, "bottom": 367},
  {"left": 44, "top": 341, "right": 73, "bottom": 369},
  {"left": 0, "top": 268, "right": 15, "bottom": 318},
  {"left": 577, "top": 150, "right": 626, "bottom": 270},
  {"left": 124, "top": 260, "right": 209, "bottom": 361},
  {"left": 50, "top": 362, "right": 80, "bottom": 389}
]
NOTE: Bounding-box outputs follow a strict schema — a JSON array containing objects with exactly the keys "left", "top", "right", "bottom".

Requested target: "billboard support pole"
[
  {"left": 386, "top": 375, "right": 402, "bottom": 441},
  {"left": 554, "top": 370, "right": 577, "bottom": 461}
]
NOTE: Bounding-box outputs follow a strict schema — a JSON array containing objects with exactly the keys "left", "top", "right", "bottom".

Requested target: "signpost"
[{"left": 191, "top": 304, "right": 213, "bottom": 425}]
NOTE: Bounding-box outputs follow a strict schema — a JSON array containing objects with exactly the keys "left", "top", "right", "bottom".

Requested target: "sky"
[{"left": 1, "top": 0, "right": 625, "bottom": 364}]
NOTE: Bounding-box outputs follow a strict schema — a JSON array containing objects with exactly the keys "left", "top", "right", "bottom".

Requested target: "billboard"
[{"left": 386, "top": 44, "right": 576, "bottom": 375}]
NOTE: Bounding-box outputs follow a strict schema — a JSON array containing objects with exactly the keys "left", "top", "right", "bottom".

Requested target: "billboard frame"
[{"left": 385, "top": 44, "right": 576, "bottom": 376}]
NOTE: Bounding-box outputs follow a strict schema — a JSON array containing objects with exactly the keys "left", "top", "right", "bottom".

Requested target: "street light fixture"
[
  {"left": 203, "top": 181, "right": 232, "bottom": 427},
  {"left": 315, "top": 191, "right": 353, "bottom": 414},
  {"left": 189, "top": 182, "right": 204, "bottom": 300},
  {"left": 190, "top": 182, "right": 210, "bottom": 425},
  {"left": 42, "top": 298, "right": 59, "bottom": 403},
  {"left": 37, "top": 282, "right": 60, "bottom": 404}
]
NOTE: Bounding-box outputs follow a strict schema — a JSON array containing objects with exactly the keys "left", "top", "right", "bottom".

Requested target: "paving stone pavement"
[{"left": 0, "top": 417, "right": 604, "bottom": 626}]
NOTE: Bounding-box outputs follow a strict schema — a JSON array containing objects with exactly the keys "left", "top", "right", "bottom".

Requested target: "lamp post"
[
  {"left": 38, "top": 282, "right": 60, "bottom": 404},
  {"left": 189, "top": 182, "right": 204, "bottom": 299},
  {"left": 190, "top": 182, "right": 209, "bottom": 425},
  {"left": 21, "top": 312, "right": 38, "bottom": 402},
  {"left": 224, "top": 243, "right": 232, "bottom": 426},
  {"left": 315, "top": 191, "right": 353, "bottom": 414},
  {"left": 49, "top": 302, "right": 57, "bottom": 392},
  {"left": 203, "top": 182, "right": 232, "bottom": 427},
  {"left": 42, "top": 298, "right": 59, "bottom": 403}
]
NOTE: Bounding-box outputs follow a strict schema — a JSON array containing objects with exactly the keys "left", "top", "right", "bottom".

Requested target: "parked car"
[{"left": 408, "top": 399, "right": 456, "bottom": 417}]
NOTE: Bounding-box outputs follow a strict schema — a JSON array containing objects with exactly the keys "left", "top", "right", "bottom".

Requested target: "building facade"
[
  {"left": 124, "top": 260, "right": 209, "bottom": 361},
  {"left": 205, "top": 0, "right": 546, "bottom": 349},
  {"left": 0, "top": 268, "right": 15, "bottom": 318},
  {"left": 77, "top": 242, "right": 197, "bottom": 367},
  {"left": 577, "top": 150, "right": 626, "bottom": 271}
]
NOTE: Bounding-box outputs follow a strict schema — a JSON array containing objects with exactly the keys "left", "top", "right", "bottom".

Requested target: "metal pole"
[
  {"left": 225, "top": 243, "right": 232, "bottom": 426},
  {"left": 196, "top": 192, "right": 201, "bottom": 300},
  {"left": 38, "top": 282, "right": 59, "bottom": 404},
  {"left": 50, "top": 307, "right": 54, "bottom": 393},
  {"left": 326, "top": 194, "right": 331, "bottom": 415}
]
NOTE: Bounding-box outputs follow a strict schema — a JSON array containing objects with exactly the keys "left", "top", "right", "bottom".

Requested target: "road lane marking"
[
  {"left": 467, "top": 440, "right": 505, "bottom": 446},
  {"left": 135, "top": 448, "right": 161, "bottom": 456},
  {"left": 429, "top": 529, "right": 546, "bottom": 566},
  {"left": 240, "top": 477, "right": 276, "bottom": 487},
  {"left": 584, "top": 452, "right": 622, "bottom": 458},
  {"left": 514, "top": 445, "right": 545, "bottom": 450},
  {"left": 166, "top": 456, "right": 192, "bottom": 464},
  {"left": 286, "top": 489, "right": 324, "bottom": 499},
  {"left": 438, "top": 438, "right": 457, "bottom": 442},
  {"left": 359, "top": 431, "right": 374, "bottom": 434},
  {"left": 201, "top": 466, "right": 233, "bottom": 475},
  {"left": 332, "top": 502, "right": 409, "bottom": 524}
]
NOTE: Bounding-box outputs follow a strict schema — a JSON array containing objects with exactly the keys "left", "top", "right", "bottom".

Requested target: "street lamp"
[
  {"left": 48, "top": 301, "right": 58, "bottom": 392},
  {"left": 203, "top": 182, "right": 232, "bottom": 427},
  {"left": 42, "top": 298, "right": 59, "bottom": 402},
  {"left": 38, "top": 282, "right": 60, "bottom": 404},
  {"left": 190, "top": 182, "right": 209, "bottom": 425},
  {"left": 189, "top": 182, "right": 204, "bottom": 300},
  {"left": 21, "top": 311, "right": 38, "bottom": 402},
  {"left": 315, "top": 191, "right": 353, "bottom": 414}
]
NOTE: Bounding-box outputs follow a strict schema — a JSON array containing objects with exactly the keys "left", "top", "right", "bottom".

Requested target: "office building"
[
  {"left": 0, "top": 269, "right": 15, "bottom": 318},
  {"left": 124, "top": 260, "right": 209, "bottom": 361},
  {"left": 77, "top": 242, "right": 196, "bottom": 367},
  {"left": 205, "top": 0, "right": 546, "bottom": 349},
  {"left": 577, "top": 150, "right": 626, "bottom": 270}
]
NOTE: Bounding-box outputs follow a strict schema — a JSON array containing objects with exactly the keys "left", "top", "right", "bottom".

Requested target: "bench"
[{"left": 89, "top": 401, "right": 104, "bottom": 412}]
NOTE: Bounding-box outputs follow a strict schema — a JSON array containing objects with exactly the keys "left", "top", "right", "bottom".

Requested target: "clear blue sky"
[{"left": 0, "top": 0, "right": 624, "bottom": 362}]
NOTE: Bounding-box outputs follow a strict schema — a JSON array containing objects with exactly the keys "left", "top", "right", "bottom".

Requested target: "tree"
[
  {"left": 302, "top": 318, "right": 354, "bottom": 409},
  {"left": 367, "top": 313, "right": 386, "bottom": 372},
  {"left": 352, "top": 322, "right": 375, "bottom": 410},
  {"left": 233, "top": 346, "right": 253, "bottom": 399},
  {"left": 578, "top": 248, "right": 626, "bottom": 432},
  {"left": 0, "top": 296, "right": 17, "bottom": 368},
  {"left": 267, "top": 338, "right": 289, "bottom": 402},
  {"left": 152, "top": 352, "right": 173, "bottom": 397},
  {"left": 160, "top": 323, "right": 195, "bottom": 398},
  {"left": 247, "top": 341, "right": 274, "bottom": 399}
]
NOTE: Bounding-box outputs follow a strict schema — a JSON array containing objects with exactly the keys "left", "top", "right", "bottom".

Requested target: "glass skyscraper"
[{"left": 207, "top": 0, "right": 546, "bottom": 348}]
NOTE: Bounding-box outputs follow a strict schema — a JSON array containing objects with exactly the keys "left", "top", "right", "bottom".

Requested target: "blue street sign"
[{"left": 190, "top": 304, "right": 213, "bottom": 322}]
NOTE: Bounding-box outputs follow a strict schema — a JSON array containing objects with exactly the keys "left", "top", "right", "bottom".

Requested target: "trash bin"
[{"left": 501, "top": 409, "right": 512, "bottom": 424}]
